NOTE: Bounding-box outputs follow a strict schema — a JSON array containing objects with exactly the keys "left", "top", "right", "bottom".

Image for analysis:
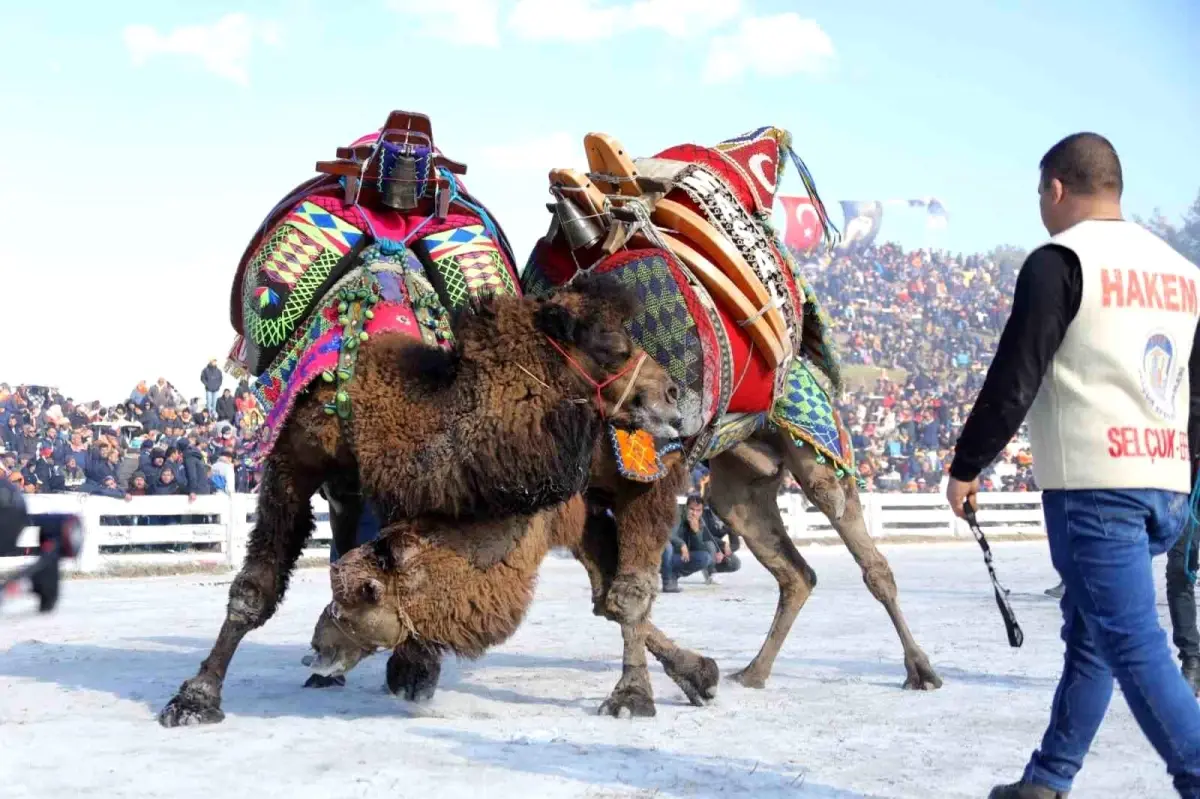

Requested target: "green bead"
[
  {"left": 345, "top": 337, "right": 358, "bottom": 350},
  {"left": 358, "top": 331, "right": 369, "bottom": 342},
  {"left": 336, "top": 390, "right": 348, "bottom": 402},
  {"left": 364, "top": 309, "right": 375, "bottom": 320},
  {"left": 338, "top": 315, "right": 348, "bottom": 325},
  {"left": 321, "top": 371, "right": 334, "bottom": 383},
  {"left": 338, "top": 302, "right": 348, "bottom": 314},
  {"left": 337, "top": 369, "right": 352, "bottom": 382},
  {"left": 322, "top": 403, "right": 336, "bottom": 415}
]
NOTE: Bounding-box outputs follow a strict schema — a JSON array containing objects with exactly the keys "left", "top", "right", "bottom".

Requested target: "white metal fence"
[{"left": 3, "top": 491, "right": 1046, "bottom": 575}]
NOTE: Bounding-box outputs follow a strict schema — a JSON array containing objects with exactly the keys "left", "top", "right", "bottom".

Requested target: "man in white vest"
[{"left": 946, "top": 132, "right": 1200, "bottom": 799}]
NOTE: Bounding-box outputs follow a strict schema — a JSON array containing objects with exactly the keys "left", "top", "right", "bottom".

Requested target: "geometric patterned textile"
[
  {"left": 249, "top": 258, "right": 424, "bottom": 462},
  {"left": 286, "top": 200, "right": 364, "bottom": 254},
  {"left": 226, "top": 129, "right": 516, "bottom": 378},
  {"left": 608, "top": 425, "right": 682, "bottom": 483},
  {"left": 593, "top": 249, "right": 722, "bottom": 438},
  {"left": 237, "top": 192, "right": 368, "bottom": 376},
  {"left": 768, "top": 357, "right": 854, "bottom": 476},
  {"left": 696, "top": 411, "right": 767, "bottom": 462},
  {"left": 261, "top": 225, "right": 322, "bottom": 287},
  {"left": 411, "top": 224, "right": 517, "bottom": 311}
]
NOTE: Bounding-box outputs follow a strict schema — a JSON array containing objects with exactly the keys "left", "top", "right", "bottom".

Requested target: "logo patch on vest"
[{"left": 1140, "top": 331, "right": 1185, "bottom": 421}]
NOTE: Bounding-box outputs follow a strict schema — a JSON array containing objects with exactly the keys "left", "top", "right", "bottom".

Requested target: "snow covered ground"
[{"left": 0, "top": 540, "right": 1182, "bottom": 798}]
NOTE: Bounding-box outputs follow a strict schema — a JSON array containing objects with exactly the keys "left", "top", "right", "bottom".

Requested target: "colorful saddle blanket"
[
  {"left": 227, "top": 131, "right": 519, "bottom": 461},
  {"left": 524, "top": 125, "right": 846, "bottom": 466}
]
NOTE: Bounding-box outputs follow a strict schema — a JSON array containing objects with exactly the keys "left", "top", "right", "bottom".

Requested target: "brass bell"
[
  {"left": 553, "top": 196, "right": 604, "bottom": 251},
  {"left": 381, "top": 151, "right": 420, "bottom": 210}
]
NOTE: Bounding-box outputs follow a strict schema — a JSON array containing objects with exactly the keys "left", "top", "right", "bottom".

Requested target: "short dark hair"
[
  {"left": 1039, "top": 132, "right": 1123, "bottom": 196},
  {"left": 685, "top": 494, "right": 704, "bottom": 508}
]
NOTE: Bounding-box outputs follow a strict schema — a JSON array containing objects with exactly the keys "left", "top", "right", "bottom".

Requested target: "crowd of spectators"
[
  {"left": 804, "top": 244, "right": 1036, "bottom": 494},
  {"left": 1, "top": 242, "right": 1035, "bottom": 499},
  {"left": 0, "top": 376, "right": 263, "bottom": 499}
]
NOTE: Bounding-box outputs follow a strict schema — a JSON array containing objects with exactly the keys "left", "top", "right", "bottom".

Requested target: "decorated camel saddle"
[
  {"left": 225, "top": 111, "right": 520, "bottom": 460},
  {"left": 522, "top": 127, "right": 858, "bottom": 480}
]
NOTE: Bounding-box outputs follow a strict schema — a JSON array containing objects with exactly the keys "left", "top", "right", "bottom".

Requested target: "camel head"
[
  {"left": 302, "top": 538, "right": 410, "bottom": 678},
  {"left": 534, "top": 273, "right": 683, "bottom": 439}
]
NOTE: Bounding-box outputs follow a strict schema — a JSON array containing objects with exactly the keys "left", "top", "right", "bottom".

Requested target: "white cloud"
[
  {"left": 122, "top": 12, "right": 279, "bottom": 86},
  {"left": 509, "top": 0, "right": 743, "bottom": 42},
  {"left": 703, "top": 13, "right": 834, "bottom": 85},
  {"left": 386, "top": 0, "right": 502, "bottom": 47}
]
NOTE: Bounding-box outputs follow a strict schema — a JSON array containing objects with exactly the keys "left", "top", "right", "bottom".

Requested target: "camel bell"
[
  {"left": 381, "top": 152, "right": 419, "bottom": 211},
  {"left": 554, "top": 196, "right": 604, "bottom": 251}
]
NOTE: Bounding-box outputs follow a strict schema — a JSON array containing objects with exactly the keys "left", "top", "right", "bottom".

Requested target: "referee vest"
[{"left": 1025, "top": 219, "right": 1200, "bottom": 492}]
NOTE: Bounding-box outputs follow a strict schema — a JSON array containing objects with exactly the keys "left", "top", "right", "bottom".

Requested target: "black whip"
[{"left": 963, "top": 499, "right": 1024, "bottom": 648}]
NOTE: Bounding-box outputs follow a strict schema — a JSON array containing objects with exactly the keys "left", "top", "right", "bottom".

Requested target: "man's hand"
[
  {"left": 715, "top": 551, "right": 725, "bottom": 565},
  {"left": 680, "top": 544, "right": 690, "bottom": 563},
  {"left": 946, "top": 477, "right": 980, "bottom": 520}
]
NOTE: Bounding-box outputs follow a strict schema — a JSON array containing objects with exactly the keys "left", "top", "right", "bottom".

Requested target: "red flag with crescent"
[{"left": 778, "top": 195, "right": 823, "bottom": 254}]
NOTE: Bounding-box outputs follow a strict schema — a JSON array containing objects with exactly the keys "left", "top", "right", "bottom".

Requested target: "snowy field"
[{"left": 0, "top": 540, "right": 1181, "bottom": 798}]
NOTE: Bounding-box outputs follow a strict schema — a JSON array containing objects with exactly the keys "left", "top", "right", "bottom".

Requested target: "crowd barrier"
[{"left": 2, "top": 491, "right": 1047, "bottom": 575}]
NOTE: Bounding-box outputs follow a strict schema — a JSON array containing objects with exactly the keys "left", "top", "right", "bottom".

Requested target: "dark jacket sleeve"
[
  {"left": 1189, "top": 322, "right": 1200, "bottom": 486},
  {"left": 949, "top": 245, "right": 1082, "bottom": 481}
]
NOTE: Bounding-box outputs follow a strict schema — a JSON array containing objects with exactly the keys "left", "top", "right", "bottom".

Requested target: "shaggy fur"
[
  {"left": 344, "top": 274, "right": 668, "bottom": 522},
  {"left": 307, "top": 497, "right": 588, "bottom": 679},
  {"left": 306, "top": 492, "right": 721, "bottom": 711}
]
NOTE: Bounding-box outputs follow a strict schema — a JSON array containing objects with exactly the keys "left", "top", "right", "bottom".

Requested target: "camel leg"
[
  {"left": 645, "top": 622, "right": 720, "bottom": 706},
  {"left": 780, "top": 434, "right": 942, "bottom": 690},
  {"left": 385, "top": 639, "right": 442, "bottom": 702},
  {"left": 604, "top": 464, "right": 686, "bottom": 627},
  {"left": 324, "top": 476, "right": 365, "bottom": 562},
  {"left": 707, "top": 449, "right": 816, "bottom": 689},
  {"left": 572, "top": 507, "right": 719, "bottom": 711},
  {"left": 302, "top": 480, "right": 365, "bottom": 689},
  {"left": 158, "top": 455, "right": 321, "bottom": 726}
]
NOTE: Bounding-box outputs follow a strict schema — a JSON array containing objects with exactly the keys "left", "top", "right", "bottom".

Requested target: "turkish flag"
[{"left": 778, "top": 195, "right": 822, "bottom": 254}]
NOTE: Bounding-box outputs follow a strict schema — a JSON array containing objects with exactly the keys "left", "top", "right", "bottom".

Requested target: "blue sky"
[{"left": 1, "top": 0, "right": 1197, "bottom": 402}]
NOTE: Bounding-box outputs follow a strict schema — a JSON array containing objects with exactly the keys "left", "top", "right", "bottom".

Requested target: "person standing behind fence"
[
  {"left": 200, "top": 360, "right": 223, "bottom": 416},
  {"left": 945, "top": 132, "right": 1200, "bottom": 799}
]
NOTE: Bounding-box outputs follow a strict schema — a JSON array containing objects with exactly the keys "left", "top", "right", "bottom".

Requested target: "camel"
[
  {"left": 307, "top": 431, "right": 942, "bottom": 716},
  {"left": 304, "top": 493, "right": 719, "bottom": 711},
  {"left": 157, "top": 274, "right": 686, "bottom": 727}
]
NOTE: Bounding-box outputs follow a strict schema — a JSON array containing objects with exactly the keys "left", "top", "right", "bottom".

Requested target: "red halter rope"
[{"left": 544, "top": 335, "right": 648, "bottom": 420}]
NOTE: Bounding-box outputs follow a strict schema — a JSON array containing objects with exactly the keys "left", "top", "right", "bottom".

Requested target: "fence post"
[
  {"left": 75, "top": 495, "right": 103, "bottom": 574},
  {"left": 226, "top": 493, "right": 249, "bottom": 569},
  {"left": 864, "top": 493, "right": 884, "bottom": 539}
]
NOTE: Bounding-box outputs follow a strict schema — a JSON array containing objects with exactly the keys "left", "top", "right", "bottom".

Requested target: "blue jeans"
[
  {"left": 1025, "top": 488, "right": 1200, "bottom": 796},
  {"left": 205, "top": 390, "right": 218, "bottom": 415},
  {"left": 329, "top": 501, "right": 381, "bottom": 562},
  {"left": 661, "top": 540, "right": 713, "bottom": 581}
]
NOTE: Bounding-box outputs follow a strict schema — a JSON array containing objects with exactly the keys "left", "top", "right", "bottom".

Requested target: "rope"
[
  {"left": 962, "top": 499, "right": 1024, "bottom": 648},
  {"left": 783, "top": 145, "right": 841, "bottom": 250}
]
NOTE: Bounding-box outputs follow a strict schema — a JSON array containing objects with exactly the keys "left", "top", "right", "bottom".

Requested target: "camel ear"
[
  {"left": 534, "top": 302, "right": 581, "bottom": 345},
  {"left": 360, "top": 578, "right": 384, "bottom": 605}
]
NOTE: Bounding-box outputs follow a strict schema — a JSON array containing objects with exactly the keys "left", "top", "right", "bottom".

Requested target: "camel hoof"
[
  {"left": 158, "top": 693, "right": 225, "bottom": 728},
  {"left": 386, "top": 651, "right": 441, "bottom": 702},
  {"left": 304, "top": 673, "right": 346, "bottom": 689},
  {"left": 598, "top": 687, "right": 657, "bottom": 718},
  {"left": 664, "top": 656, "right": 720, "bottom": 706},
  {"left": 728, "top": 666, "right": 766, "bottom": 689},
  {"left": 902, "top": 657, "right": 943, "bottom": 691}
]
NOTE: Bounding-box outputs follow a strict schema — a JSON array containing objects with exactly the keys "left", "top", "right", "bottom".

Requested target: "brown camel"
[
  {"left": 301, "top": 424, "right": 943, "bottom": 718},
  {"left": 157, "top": 274, "right": 685, "bottom": 727},
  {"left": 305, "top": 491, "right": 719, "bottom": 711}
]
